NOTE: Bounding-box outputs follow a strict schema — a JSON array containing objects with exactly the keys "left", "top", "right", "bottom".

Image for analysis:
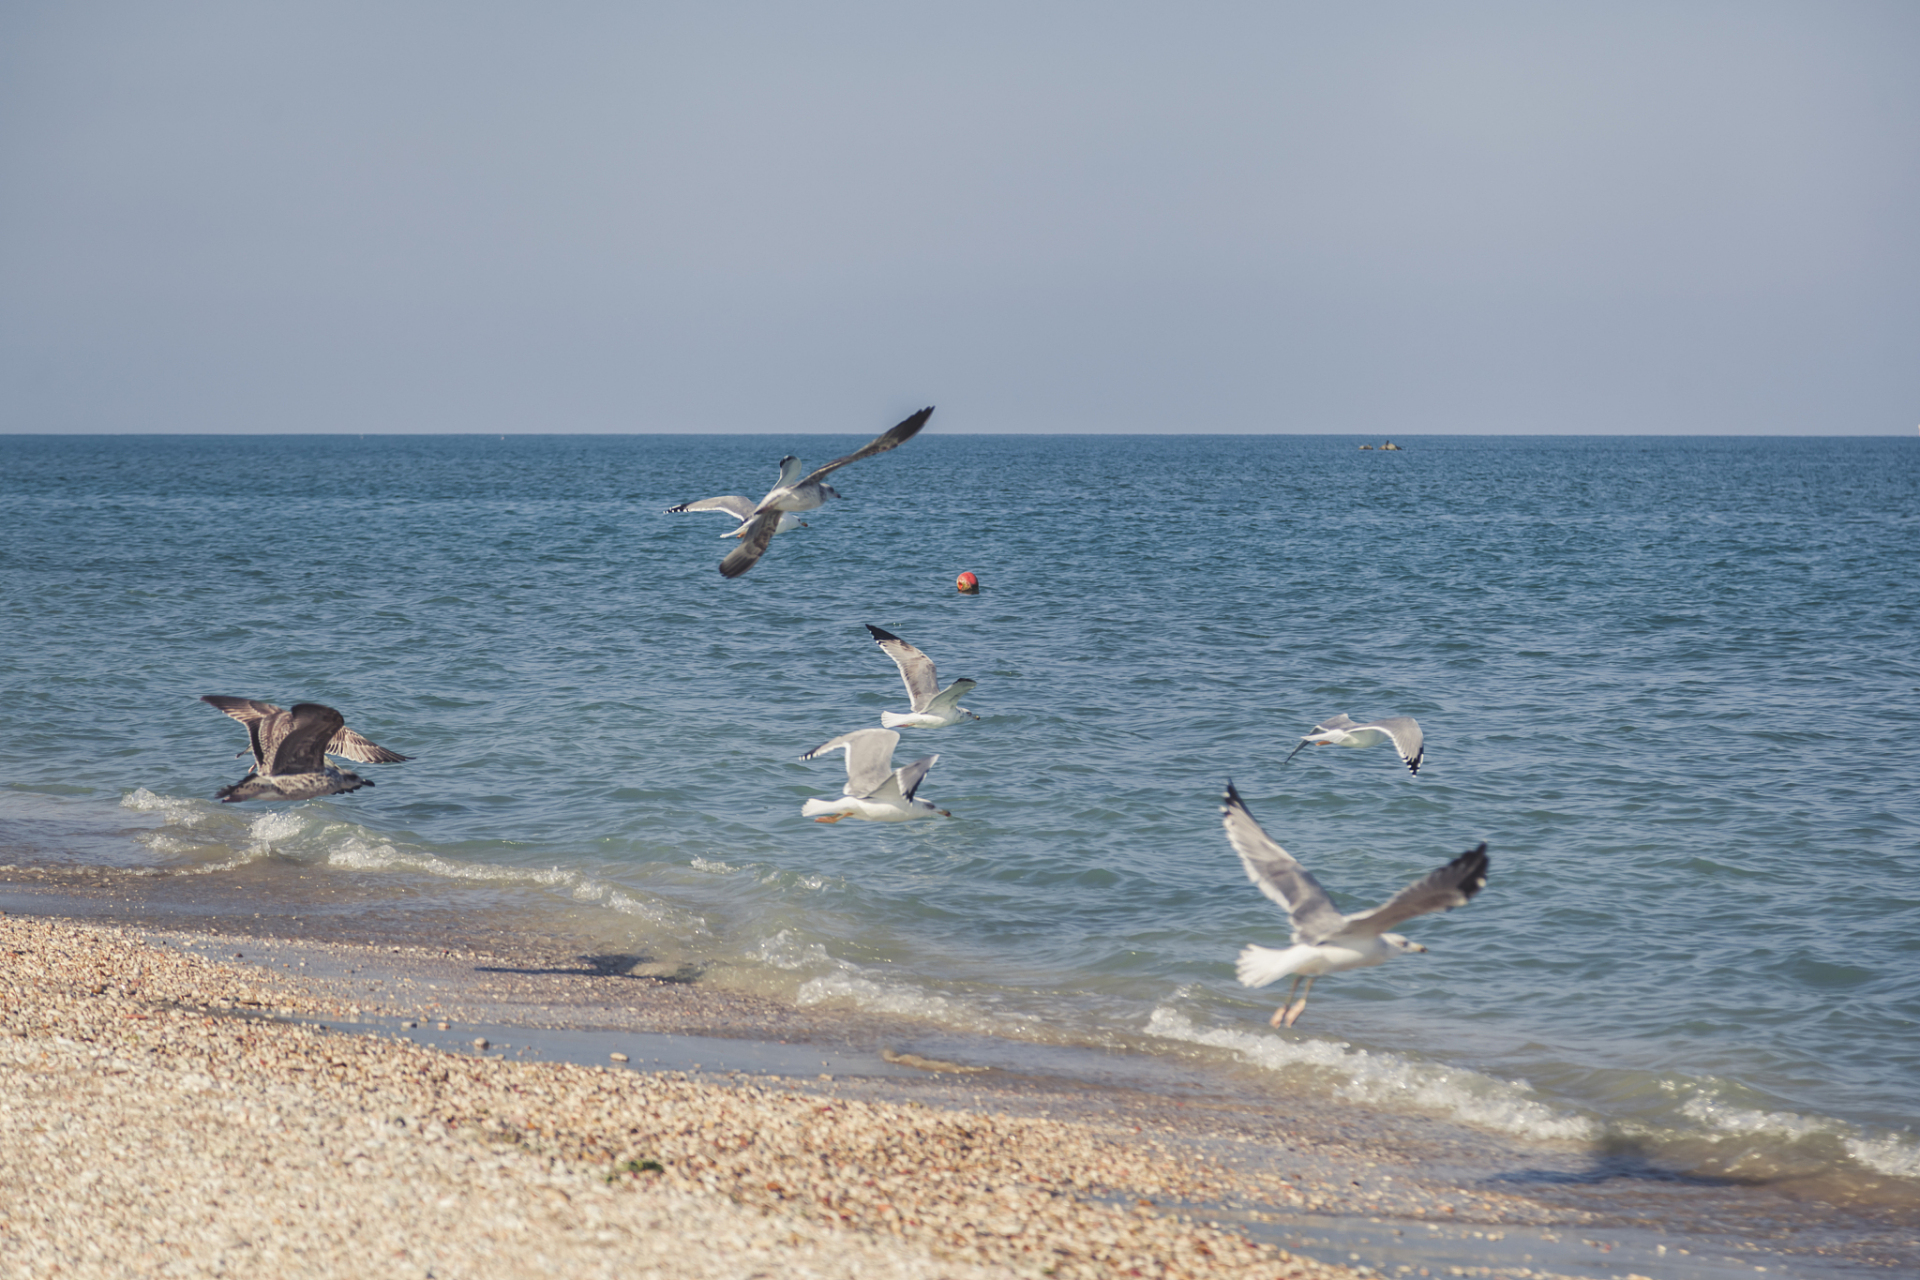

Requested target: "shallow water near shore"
[{"left": 3, "top": 432, "right": 1917, "bottom": 1250}]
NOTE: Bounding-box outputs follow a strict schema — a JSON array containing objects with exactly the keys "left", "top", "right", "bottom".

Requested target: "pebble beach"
[
  {"left": 7, "top": 894, "right": 1917, "bottom": 1279},
  {"left": 4, "top": 910, "right": 1376, "bottom": 1280}
]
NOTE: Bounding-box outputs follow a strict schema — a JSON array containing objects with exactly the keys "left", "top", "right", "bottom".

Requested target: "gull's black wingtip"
[
  {"left": 865, "top": 623, "right": 900, "bottom": 642},
  {"left": 893, "top": 406, "right": 935, "bottom": 436},
  {"left": 1456, "top": 842, "right": 1491, "bottom": 895}
]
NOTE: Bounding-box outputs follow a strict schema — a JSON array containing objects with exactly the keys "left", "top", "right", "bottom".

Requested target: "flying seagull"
[
  {"left": 865, "top": 624, "right": 978, "bottom": 728},
  {"left": 1221, "top": 781, "right": 1487, "bottom": 1028},
  {"left": 664, "top": 482, "right": 810, "bottom": 539},
  {"left": 799, "top": 727, "right": 951, "bottom": 823},
  {"left": 199, "top": 697, "right": 401, "bottom": 802},
  {"left": 717, "top": 406, "right": 934, "bottom": 578},
  {"left": 1282, "top": 714, "right": 1424, "bottom": 776},
  {"left": 202, "top": 695, "right": 409, "bottom": 767}
]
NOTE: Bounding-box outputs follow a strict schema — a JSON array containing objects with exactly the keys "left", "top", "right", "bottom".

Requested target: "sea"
[{"left": 2, "top": 432, "right": 1916, "bottom": 1232}]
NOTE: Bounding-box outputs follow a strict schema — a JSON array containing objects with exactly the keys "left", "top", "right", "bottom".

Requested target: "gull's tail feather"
[
  {"left": 801, "top": 797, "right": 841, "bottom": 817},
  {"left": 879, "top": 710, "right": 914, "bottom": 728},
  {"left": 1236, "top": 944, "right": 1300, "bottom": 989}
]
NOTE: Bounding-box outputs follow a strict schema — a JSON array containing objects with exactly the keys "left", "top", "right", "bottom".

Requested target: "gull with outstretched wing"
[
  {"left": 666, "top": 456, "right": 812, "bottom": 539},
  {"left": 799, "top": 727, "right": 951, "bottom": 823},
  {"left": 1222, "top": 781, "right": 1486, "bottom": 1027},
  {"left": 864, "top": 624, "right": 978, "bottom": 728},
  {"left": 199, "top": 697, "right": 401, "bottom": 802},
  {"left": 1282, "top": 713, "right": 1424, "bottom": 776},
  {"left": 717, "top": 407, "right": 934, "bottom": 578}
]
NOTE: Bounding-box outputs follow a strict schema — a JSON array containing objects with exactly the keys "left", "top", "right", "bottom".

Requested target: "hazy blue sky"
[{"left": 2, "top": 2, "right": 1915, "bottom": 434}]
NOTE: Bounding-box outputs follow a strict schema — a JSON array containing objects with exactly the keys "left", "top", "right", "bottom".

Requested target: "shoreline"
[
  {"left": 0, "top": 908, "right": 1368, "bottom": 1280},
  {"left": 5, "top": 880, "right": 1914, "bottom": 1276}
]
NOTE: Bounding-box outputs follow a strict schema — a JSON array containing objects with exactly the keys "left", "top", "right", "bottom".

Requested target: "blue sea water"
[{"left": 2, "top": 432, "right": 1917, "bottom": 1196}]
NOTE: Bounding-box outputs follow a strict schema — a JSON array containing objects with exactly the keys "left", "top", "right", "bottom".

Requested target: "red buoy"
[{"left": 956, "top": 571, "right": 980, "bottom": 594}]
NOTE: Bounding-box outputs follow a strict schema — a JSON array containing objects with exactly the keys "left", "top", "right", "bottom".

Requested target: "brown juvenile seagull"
[
  {"left": 201, "top": 695, "right": 407, "bottom": 802},
  {"left": 1223, "top": 782, "right": 1487, "bottom": 1028},
  {"left": 717, "top": 406, "right": 934, "bottom": 579}
]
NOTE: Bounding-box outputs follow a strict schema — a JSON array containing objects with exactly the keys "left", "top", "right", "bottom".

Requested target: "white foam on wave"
[
  {"left": 322, "top": 834, "right": 707, "bottom": 934},
  {"left": 121, "top": 788, "right": 213, "bottom": 827},
  {"left": 134, "top": 833, "right": 209, "bottom": 857},
  {"left": 689, "top": 856, "right": 736, "bottom": 875},
  {"left": 1678, "top": 1090, "right": 1841, "bottom": 1141},
  {"left": 1144, "top": 1006, "right": 1599, "bottom": 1142},
  {"left": 796, "top": 970, "right": 966, "bottom": 1020},
  {"left": 570, "top": 880, "right": 709, "bottom": 934},
  {"left": 1845, "top": 1133, "right": 1920, "bottom": 1179},
  {"left": 248, "top": 811, "right": 308, "bottom": 843},
  {"left": 121, "top": 790, "right": 282, "bottom": 873},
  {"left": 1678, "top": 1091, "right": 1920, "bottom": 1179},
  {"left": 751, "top": 930, "right": 1008, "bottom": 1030}
]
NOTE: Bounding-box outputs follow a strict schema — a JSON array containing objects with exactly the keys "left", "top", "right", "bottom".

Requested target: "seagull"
[
  {"left": 1221, "top": 781, "right": 1487, "bottom": 1028},
  {"left": 865, "top": 624, "right": 978, "bottom": 728},
  {"left": 665, "top": 476, "right": 810, "bottom": 539},
  {"left": 199, "top": 698, "right": 401, "bottom": 802},
  {"left": 717, "top": 407, "right": 934, "bottom": 578},
  {"left": 202, "top": 695, "right": 410, "bottom": 768},
  {"left": 799, "top": 727, "right": 951, "bottom": 823},
  {"left": 1282, "top": 713, "right": 1424, "bottom": 775}
]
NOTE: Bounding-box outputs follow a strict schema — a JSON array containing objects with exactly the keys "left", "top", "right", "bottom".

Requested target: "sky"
[{"left": 1, "top": 2, "right": 1916, "bottom": 435}]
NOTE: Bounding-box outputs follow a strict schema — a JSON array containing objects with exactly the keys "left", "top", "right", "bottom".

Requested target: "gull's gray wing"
[
  {"left": 1352, "top": 716, "right": 1423, "bottom": 775},
  {"left": 325, "top": 726, "right": 410, "bottom": 765},
  {"left": 1343, "top": 844, "right": 1489, "bottom": 936},
  {"left": 666, "top": 495, "right": 756, "bottom": 522},
  {"left": 865, "top": 624, "right": 940, "bottom": 711},
  {"left": 718, "top": 510, "right": 780, "bottom": 578},
  {"left": 201, "top": 695, "right": 284, "bottom": 768},
  {"left": 798, "top": 407, "right": 934, "bottom": 485},
  {"left": 775, "top": 455, "right": 805, "bottom": 486},
  {"left": 887, "top": 754, "right": 940, "bottom": 802},
  {"left": 264, "top": 704, "right": 346, "bottom": 774},
  {"left": 801, "top": 728, "right": 901, "bottom": 798},
  {"left": 925, "top": 678, "right": 977, "bottom": 715},
  {"left": 1219, "top": 782, "right": 1347, "bottom": 944}
]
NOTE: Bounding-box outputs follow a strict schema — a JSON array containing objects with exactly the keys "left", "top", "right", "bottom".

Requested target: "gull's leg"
[
  {"left": 1282, "top": 977, "right": 1317, "bottom": 1028},
  {"left": 813, "top": 814, "right": 847, "bottom": 823},
  {"left": 1269, "top": 976, "right": 1304, "bottom": 1028}
]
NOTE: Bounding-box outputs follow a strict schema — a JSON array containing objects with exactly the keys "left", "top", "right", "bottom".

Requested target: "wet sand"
[{"left": 3, "top": 871, "right": 1913, "bottom": 1278}]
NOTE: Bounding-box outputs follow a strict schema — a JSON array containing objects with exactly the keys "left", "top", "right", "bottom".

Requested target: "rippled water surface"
[{"left": 3, "top": 432, "right": 1917, "bottom": 1193}]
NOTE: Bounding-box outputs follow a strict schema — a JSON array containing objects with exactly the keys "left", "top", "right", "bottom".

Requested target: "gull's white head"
[{"left": 1384, "top": 934, "right": 1427, "bottom": 954}]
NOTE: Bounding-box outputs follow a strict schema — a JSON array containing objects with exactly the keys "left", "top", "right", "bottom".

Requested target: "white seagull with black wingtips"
[
  {"left": 666, "top": 456, "right": 811, "bottom": 539},
  {"left": 864, "top": 624, "right": 978, "bottom": 728},
  {"left": 800, "top": 727, "right": 951, "bottom": 823},
  {"left": 716, "top": 407, "right": 934, "bottom": 578},
  {"left": 1282, "top": 713, "right": 1425, "bottom": 776},
  {"left": 1221, "top": 781, "right": 1487, "bottom": 1028}
]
